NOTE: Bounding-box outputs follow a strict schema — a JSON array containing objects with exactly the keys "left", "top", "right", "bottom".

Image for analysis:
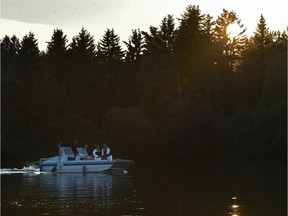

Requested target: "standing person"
[
  {"left": 93, "top": 145, "right": 101, "bottom": 160},
  {"left": 101, "top": 143, "right": 113, "bottom": 161}
]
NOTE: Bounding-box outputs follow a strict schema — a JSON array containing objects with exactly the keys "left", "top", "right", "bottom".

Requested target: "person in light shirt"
[
  {"left": 101, "top": 143, "right": 113, "bottom": 161},
  {"left": 92, "top": 145, "right": 101, "bottom": 160}
]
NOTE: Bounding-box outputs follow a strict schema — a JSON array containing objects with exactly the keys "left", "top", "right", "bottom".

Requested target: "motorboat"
[{"left": 39, "top": 146, "right": 133, "bottom": 173}]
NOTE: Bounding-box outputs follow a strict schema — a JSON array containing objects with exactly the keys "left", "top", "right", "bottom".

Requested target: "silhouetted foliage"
[
  {"left": 101, "top": 107, "right": 157, "bottom": 159},
  {"left": 214, "top": 9, "right": 247, "bottom": 70},
  {"left": 138, "top": 15, "right": 178, "bottom": 118},
  {"left": 47, "top": 28, "right": 68, "bottom": 85},
  {"left": 66, "top": 27, "right": 99, "bottom": 118},
  {"left": 240, "top": 15, "right": 272, "bottom": 106},
  {"left": 261, "top": 51, "right": 287, "bottom": 106},
  {"left": 1, "top": 35, "right": 20, "bottom": 72},
  {"left": 124, "top": 28, "right": 143, "bottom": 63},
  {"left": 97, "top": 28, "right": 124, "bottom": 65},
  {"left": 1, "top": 5, "right": 286, "bottom": 167}
]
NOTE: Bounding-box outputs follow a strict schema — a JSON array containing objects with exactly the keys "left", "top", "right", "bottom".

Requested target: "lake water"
[{"left": 1, "top": 160, "right": 286, "bottom": 216}]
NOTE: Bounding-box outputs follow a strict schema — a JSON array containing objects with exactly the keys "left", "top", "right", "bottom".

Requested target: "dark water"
[{"left": 1, "top": 160, "right": 286, "bottom": 216}]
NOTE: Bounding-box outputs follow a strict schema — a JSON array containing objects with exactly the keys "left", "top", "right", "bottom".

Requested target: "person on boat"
[
  {"left": 82, "top": 144, "right": 93, "bottom": 159},
  {"left": 83, "top": 144, "right": 88, "bottom": 150},
  {"left": 71, "top": 139, "right": 79, "bottom": 159},
  {"left": 93, "top": 145, "right": 101, "bottom": 160},
  {"left": 101, "top": 143, "right": 113, "bottom": 161}
]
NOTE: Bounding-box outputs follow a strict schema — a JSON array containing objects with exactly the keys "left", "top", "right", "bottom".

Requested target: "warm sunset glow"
[{"left": 227, "top": 23, "right": 241, "bottom": 38}]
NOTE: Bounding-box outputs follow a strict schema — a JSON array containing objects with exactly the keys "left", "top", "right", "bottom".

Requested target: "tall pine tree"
[
  {"left": 214, "top": 9, "right": 247, "bottom": 71},
  {"left": 47, "top": 28, "right": 68, "bottom": 85},
  {"left": 241, "top": 15, "right": 272, "bottom": 106},
  {"left": 67, "top": 27, "right": 97, "bottom": 117},
  {"left": 124, "top": 28, "right": 143, "bottom": 63},
  {"left": 97, "top": 28, "right": 124, "bottom": 66}
]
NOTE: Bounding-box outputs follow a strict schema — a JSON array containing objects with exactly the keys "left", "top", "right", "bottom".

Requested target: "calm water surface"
[{"left": 1, "top": 161, "right": 286, "bottom": 216}]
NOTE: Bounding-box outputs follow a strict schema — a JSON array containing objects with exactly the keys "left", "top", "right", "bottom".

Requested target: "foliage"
[
  {"left": 1, "top": 5, "right": 286, "bottom": 166},
  {"left": 214, "top": 9, "right": 247, "bottom": 71},
  {"left": 124, "top": 29, "right": 144, "bottom": 63},
  {"left": 101, "top": 107, "right": 156, "bottom": 159},
  {"left": 97, "top": 28, "right": 124, "bottom": 65},
  {"left": 261, "top": 51, "right": 287, "bottom": 106},
  {"left": 46, "top": 28, "right": 68, "bottom": 85}
]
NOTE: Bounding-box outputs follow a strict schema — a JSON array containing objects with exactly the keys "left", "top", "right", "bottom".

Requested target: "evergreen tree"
[
  {"left": 47, "top": 28, "right": 68, "bottom": 58},
  {"left": 174, "top": 5, "right": 213, "bottom": 98},
  {"left": 95, "top": 28, "right": 128, "bottom": 108},
  {"left": 124, "top": 28, "right": 143, "bottom": 63},
  {"left": 1, "top": 35, "right": 24, "bottom": 162},
  {"left": 17, "top": 32, "right": 41, "bottom": 120},
  {"left": 70, "top": 27, "right": 96, "bottom": 60},
  {"left": 66, "top": 28, "right": 97, "bottom": 118},
  {"left": 270, "top": 30, "right": 287, "bottom": 52},
  {"left": 97, "top": 28, "right": 124, "bottom": 65},
  {"left": 200, "top": 14, "right": 218, "bottom": 72},
  {"left": 240, "top": 15, "right": 272, "bottom": 106},
  {"left": 47, "top": 28, "right": 68, "bottom": 84},
  {"left": 141, "top": 15, "right": 176, "bottom": 59},
  {"left": 214, "top": 9, "right": 247, "bottom": 70},
  {"left": 18, "top": 32, "right": 40, "bottom": 65},
  {"left": 159, "top": 14, "right": 176, "bottom": 55},
  {"left": 138, "top": 15, "right": 178, "bottom": 117},
  {"left": 175, "top": 5, "right": 204, "bottom": 58},
  {"left": 122, "top": 29, "right": 144, "bottom": 106},
  {"left": 253, "top": 14, "right": 271, "bottom": 51},
  {"left": 141, "top": 26, "right": 160, "bottom": 55},
  {"left": 1, "top": 35, "right": 20, "bottom": 72}
]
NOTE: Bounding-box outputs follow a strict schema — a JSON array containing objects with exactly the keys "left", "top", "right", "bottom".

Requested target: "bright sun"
[{"left": 226, "top": 23, "right": 241, "bottom": 39}]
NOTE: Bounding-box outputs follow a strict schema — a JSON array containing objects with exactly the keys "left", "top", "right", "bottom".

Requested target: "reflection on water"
[
  {"left": 40, "top": 173, "right": 113, "bottom": 213},
  {"left": 1, "top": 161, "right": 286, "bottom": 216},
  {"left": 227, "top": 197, "right": 241, "bottom": 216},
  {"left": 1, "top": 170, "right": 145, "bottom": 216}
]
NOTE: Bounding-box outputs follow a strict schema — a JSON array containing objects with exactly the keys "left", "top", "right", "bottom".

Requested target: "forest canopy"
[{"left": 1, "top": 5, "right": 287, "bottom": 167}]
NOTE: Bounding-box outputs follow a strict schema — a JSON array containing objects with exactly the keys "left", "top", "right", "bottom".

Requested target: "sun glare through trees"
[{"left": 226, "top": 23, "right": 242, "bottom": 39}]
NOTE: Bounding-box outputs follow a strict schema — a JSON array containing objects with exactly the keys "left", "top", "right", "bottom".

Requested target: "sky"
[{"left": 1, "top": 0, "right": 287, "bottom": 51}]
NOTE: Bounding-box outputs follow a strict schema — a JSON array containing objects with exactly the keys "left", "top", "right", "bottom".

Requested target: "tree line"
[{"left": 1, "top": 5, "right": 287, "bottom": 167}]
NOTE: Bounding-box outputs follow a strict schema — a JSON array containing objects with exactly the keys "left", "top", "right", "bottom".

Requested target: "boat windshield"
[
  {"left": 61, "top": 147, "right": 74, "bottom": 157},
  {"left": 77, "top": 147, "right": 89, "bottom": 157}
]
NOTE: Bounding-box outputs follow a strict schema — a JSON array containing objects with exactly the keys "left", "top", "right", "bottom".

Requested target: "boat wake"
[{"left": 0, "top": 166, "right": 40, "bottom": 175}]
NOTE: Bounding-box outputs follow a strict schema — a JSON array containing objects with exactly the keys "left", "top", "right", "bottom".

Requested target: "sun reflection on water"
[{"left": 228, "top": 196, "right": 241, "bottom": 216}]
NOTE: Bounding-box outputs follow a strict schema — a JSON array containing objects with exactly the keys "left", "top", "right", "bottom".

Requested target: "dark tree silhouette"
[
  {"left": 253, "top": 14, "right": 271, "bottom": 51},
  {"left": 47, "top": 28, "right": 68, "bottom": 85},
  {"left": 1, "top": 5, "right": 287, "bottom": 166},
  {"left": 240, "top": 15, "right": 272, "bottom": 106},
  {"left": 65, "top": 27, "right": 97, "bottom": 117},
  {"left": 97, "top": 28, "right": 124, "bottom": 65},
  {"left": 1, "top": 35, "right": 20, "bottom": 72},
  {"left": 18, "top": 32, "right": 40, "bottom": 65},
  {"left": 124, "top": 28, "right": 143, "bottom": 63},
  {"left": 214, "top": 9, "right": 247, "bottom": 70},
  {"left": 70, "top": 27, "right": 96, "bottom": 60}
]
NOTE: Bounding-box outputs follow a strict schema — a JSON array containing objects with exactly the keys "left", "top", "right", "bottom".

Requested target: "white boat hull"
[{"left": 40, "top": 161, "right": 114, "bottom": 173}]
